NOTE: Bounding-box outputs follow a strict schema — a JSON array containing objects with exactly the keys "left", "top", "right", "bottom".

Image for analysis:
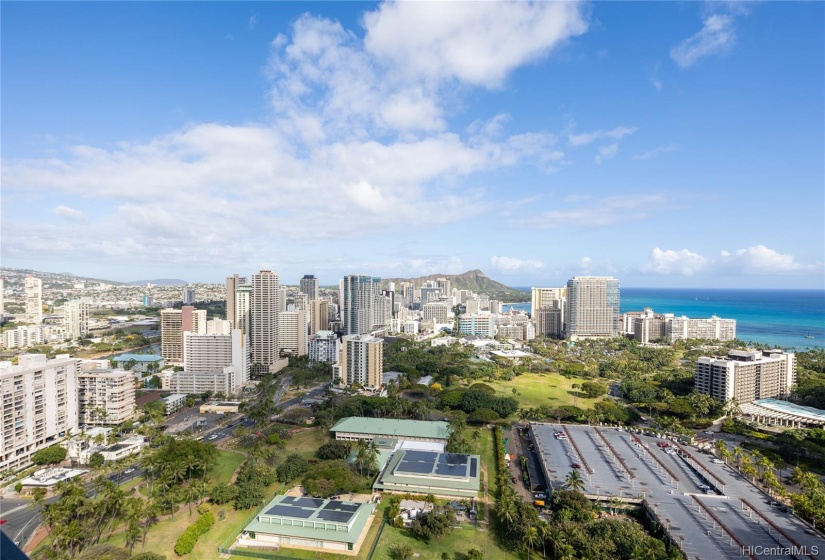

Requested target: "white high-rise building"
[
  {"left": 182, "top": 288, "right": 196, "bottom": 305},
  {"left": 235, "top": 285, "right": 252, "bottom": 336},
  {"left": 309, "top": 330, "right": 339, "bottom": 364},
  {"left": 422, "top": 302, "right": 450, "bottom": 323},
  {"left": 77, "top": 368, "right": 136, "bottom": 425},
  {"left": 184, "top": 329, "right": 250, "bottom": 392},
  {"left": 339, "top": 334, "right": 383, "bottom": 389},
  {"left": 300, "top": 275, "right": 319, "bottom": 301},
  {"left": 668, "top": 316, "right": 737, "bottom": 341},
  {"left": 226, "top": 274, "right": 247, "bottom": 329},
  {"left": 252, "top": 270, "right": 282, "bottom": 373},
  {"left": 64, "top": 300, "right": 90, "bottom": 340},
  {"left": 340, "top": 275, "right": 382, "bottom": 335},
  {"left": 25, "top": 276, "right": 43, "bottom": 324},
  {"left": 565, "top": 276, "right": 620, "bottom": 340},
  {"left": 696, "top": 349, "right": 795, "bottom": 403},
  {"left": 279, "top": 310, "right": 308, "bottom": 356},
  {"left": 0, "top": 354, "right": 80, "bottom": 471},
  {"left": 207, "top": 318, "right": 233, "bottom": 335},
  {"left": 531, "top": 287, "right": 567, "bottom": 318}
]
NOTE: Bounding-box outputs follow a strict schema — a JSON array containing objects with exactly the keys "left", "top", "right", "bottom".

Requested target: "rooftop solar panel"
[
  {"left": 435, "top": 463, "right": 467, "bottom": 477},
  {"left": 293, "top": 497, "right": 325, "bottom": 508},
  {"left": 396, "top": 461, "right": 434, "bottom": 474},
  {"left": 439, "top": 453, "right": 469, "bottom": 465},
  {"left": 265, "top": 505, "right": 314, "bottom": 519},
  {"left": 403, "top": 450, "right": 437, "bottom": 462},
  {"left": 316, "top": 510, "right": 356, "bottom": 523},
  {"left": 324, "top": 501, "right": 360, "bottom": 513},
  {"left": 470, "top": 458, "right": 478, "bottom": 477}
]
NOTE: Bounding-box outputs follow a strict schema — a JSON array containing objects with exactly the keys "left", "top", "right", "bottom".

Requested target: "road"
[{"left": 0, "top": 463, "right": 143, "bottom": 548}]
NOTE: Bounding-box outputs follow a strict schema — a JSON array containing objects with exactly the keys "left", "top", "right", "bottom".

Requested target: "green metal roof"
[
  {"left": 243, "top": 495, "right": 374, "bottom": 545},
  {"left": 330, "top": 417, "right": 450, "bottom": 440}
]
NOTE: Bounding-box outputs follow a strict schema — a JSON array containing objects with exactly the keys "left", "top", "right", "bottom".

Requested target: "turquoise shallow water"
[{"left": 502, "top": 288, "right": 825, "bottom": 350}]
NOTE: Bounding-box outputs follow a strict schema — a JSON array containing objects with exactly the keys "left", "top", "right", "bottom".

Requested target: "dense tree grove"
[
  {"left": 32, "top": 444, "right": 68, "bottom": 465},
  {"left": 409, "top": 505, "right": 457, "bottom": 542},
  {"left": 301, "top": 460, "right": 372, "bottom": 497},
  {"left": 275, "top": 453, "right": 310, "bottom": 483},
  {"left": 490, "top": 426, "right": 679, "bottom": 559},
  {"left": 796, "top": 349, "right": 825, "bottom": 408}
]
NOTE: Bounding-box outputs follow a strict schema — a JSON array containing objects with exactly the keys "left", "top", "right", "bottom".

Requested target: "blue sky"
[{"left": 2, "top": 1, "right": 823, "bottom": 288}]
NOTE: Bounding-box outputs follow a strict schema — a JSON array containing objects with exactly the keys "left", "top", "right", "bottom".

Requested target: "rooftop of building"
[
  {"left": 113, "top": 354, "right": 164, "bottom": 362},
  {"left": 330, "top": 417, "right": 450, "bottom": 440},
  {"left": 244, "top": 495, "right": 374, "bottom": 544},
  {"left": 373, "top": 449, "right": 481, "bottom": 497},
  {"left": 753, "top": 398, "right": 825, "bottom": 421}
]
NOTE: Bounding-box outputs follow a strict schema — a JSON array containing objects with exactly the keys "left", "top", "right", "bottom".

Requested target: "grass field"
[
  {"left": 488, "top": 372, "right": 602, "bottom": 411},
  {"left": 371, "top": 521, "right": 514, "bottom": 560},
  {"left": 212, "top": 450, "right": 246, "bottom": 484},
  {"left": 476, "top": 425, "right": 498, "bottom": 499}
]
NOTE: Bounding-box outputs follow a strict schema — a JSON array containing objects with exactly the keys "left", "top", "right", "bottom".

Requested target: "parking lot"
[{"left": 531, "top": 422, "right": 825, "bottom": 560}]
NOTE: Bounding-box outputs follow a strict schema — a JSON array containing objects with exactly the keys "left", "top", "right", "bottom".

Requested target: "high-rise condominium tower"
[
  {"left": 310, "top": 299, "right": 330, "bottom": 335},
  {"left": 226, "top": 274, "right": 247, "bottom": 327},
  {"left": 252, "top": 270, "right": 282, "bottom": 372},
  {"left": 25, "top": 276, "right": 43, "bottom": 324},
  {"left": 235, "top": 285, "right": 252, "bottom": 336},
  {"left": 300, "top": 275, "right": 319, "bottom": 301},
  {"left": 182, "top": 288, "right": 196, "bottom": 305},
  {"left": 64, "top": 300, "right": 90, "bottom": 340},
  {"left": 340, "top": 275, "right": 382, "bottom": 335},
  {"left": 340, "top": 334, "right": 383, "bottom": 389},
  {"left": 695, "top": 350, "right": 795, "bottom": 403},
  {"left": 161, "top": 306, "right": 206, "bottom": 362},
  {"left": 565, "top": 276, "right": 620, "bottom": 340}
]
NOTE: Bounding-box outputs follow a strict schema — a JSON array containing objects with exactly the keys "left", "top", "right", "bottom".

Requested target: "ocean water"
[{"left": 502, "top": 288, "right": 825, "bottom": 350}]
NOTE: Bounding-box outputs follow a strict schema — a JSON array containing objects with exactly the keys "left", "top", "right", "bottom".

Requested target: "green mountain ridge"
[{"left": 381, "top": 269, "right": 530, "bottom": 302}]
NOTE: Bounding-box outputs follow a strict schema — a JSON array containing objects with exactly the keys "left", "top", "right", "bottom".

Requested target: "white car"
[
  {"left": 711, "top": 459, "right": 724, "bottom": 464},
  {"left": 124, "top": 468, "right": 135, "bottom": 474},
  {"left": 703, "top": 431, "right": 715, "bottom": 435}
]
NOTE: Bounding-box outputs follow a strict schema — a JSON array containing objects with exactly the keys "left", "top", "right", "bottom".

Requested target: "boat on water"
[{"left": 805, "top": 330, "right": 815, "bottom": 339}]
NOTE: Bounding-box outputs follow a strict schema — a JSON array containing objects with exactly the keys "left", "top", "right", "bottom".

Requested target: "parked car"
[
  {"left": 572, "top": 463, "right": 582, "bottom": 469},
  {"left": 511, "top": 475, "right": 517, "bottom": 483},
  {"left": 711, "top": 458, "right": 724, "bottom": 464}
]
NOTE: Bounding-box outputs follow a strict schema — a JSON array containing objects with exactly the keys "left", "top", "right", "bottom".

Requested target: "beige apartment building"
[
  {"left": 161, "top": 306, "right": 206, "bottom": 362},
  {"left": 77, "top": 368, "right": 137, "bottom": 425},
  {"left": 310, "top": 299, "right": 330, "bottom": 335},
  {"left": 695, "top": 349, "right": 795, "bottom": 403},
  {"left": 0, "top": 354, "right": 80, "bottom": 472},
  {"left": 338, "top": 334, "right": 383, "bottom": 389}
]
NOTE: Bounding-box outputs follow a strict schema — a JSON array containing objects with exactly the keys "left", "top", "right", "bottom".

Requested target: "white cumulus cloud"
[
  {"left": 641, "top": 248, "right": 708, "bottom": 275},
  {"left": 363, "top": 1, "right": 588, "bottom": 87},
  {"left": 671, "top": 14, "right": 736, "bottom": 68},
  {"left": 490, "top": 256, "right": 545, "bottom": 273},
  {"left": 640, "top": 245, "right": 821, "bottom": 276},
  {"left": 716, "top": 245, "right": 820, "bottom": 274}
]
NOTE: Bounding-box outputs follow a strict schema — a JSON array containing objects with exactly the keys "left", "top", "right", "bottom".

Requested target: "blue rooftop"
[{"left": 113, "top": 354, "right": 164, "bottom": 362}]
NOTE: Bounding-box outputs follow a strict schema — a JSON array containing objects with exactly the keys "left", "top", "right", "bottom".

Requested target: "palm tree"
[
  {"left": 495, "top": 496, "right": 518, "bottom": 529},
  {"left": 565, "top": 469, "right": 585, "bottom": 493},
  {"left": 522, "top": 523, "right": 540, "bottom": 559}
]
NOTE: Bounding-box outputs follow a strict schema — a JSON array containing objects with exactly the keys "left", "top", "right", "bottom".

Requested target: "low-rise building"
[
  {"left": 238, "top": 495, "right": 376, "bottom": 554},
  {"left": 373, "top": 449, "right": 481, "bottom": 499},
  {"left": 330, "top": 417, "right": 449, "bottom": 444},
  {"left": 112, "top": 354, "right": 165, "bottom": 374},
  {"left": 199, "top": 401, "right": 241, "bottom": 414},
  {"left": 162, "top": 393, "right": 188, "bottom": 415}
]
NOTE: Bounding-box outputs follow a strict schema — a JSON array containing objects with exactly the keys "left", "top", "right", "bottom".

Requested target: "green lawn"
[
  {"left": 488, "top": 372, "right": 602, "bottom": 411},
  {"left": 371, "top": 522, "right": 515, "bottom": 560},
  {"left": 211, "top": 450, "right": 246, "bottom": 484},
  {"left": 476, "top": 426, "right": 498, "bottom": 499}
]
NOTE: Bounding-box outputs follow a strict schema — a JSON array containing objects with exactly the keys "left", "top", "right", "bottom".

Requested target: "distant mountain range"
[
  {"left": 0, "top": 267, "right": 127, "bottom": 288},
  {"left": 381, "top": 269, "right": 530, "bottom": 302},
  {"left": 128, "top": 279, "right": 189, "bottom": 286}
]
